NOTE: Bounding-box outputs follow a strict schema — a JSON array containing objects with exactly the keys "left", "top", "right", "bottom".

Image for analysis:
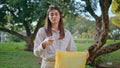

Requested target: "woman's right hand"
[{"left": 42, "top": 36, "right": 55, "bottom": 49}]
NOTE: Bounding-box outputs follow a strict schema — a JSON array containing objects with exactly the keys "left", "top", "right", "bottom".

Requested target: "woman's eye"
[
  {"left": 50, "top": 13, "right": 54, "bottom": 16},
  {"left": 49, "top": 12, "right": 59, "bottom": 17},
  {"left": 55, "top": 13, "right": 58, "bottom": 16}
]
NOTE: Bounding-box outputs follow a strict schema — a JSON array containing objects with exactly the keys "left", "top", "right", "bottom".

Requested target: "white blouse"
[{"left": 33, "top": 27, "right": 77, "bottom": 60}]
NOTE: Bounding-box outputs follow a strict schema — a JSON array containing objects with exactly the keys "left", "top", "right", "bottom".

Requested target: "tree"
[
  {"left": 76, "top": 0, "right": 120, "bottom": 66},
  {"left": 0, "top": 0, "right": 49, "bottom": 51},
  {"left": 0, "top": 0, "right": 76, "bottom": 51},
  {"left": 64, "top": 15, "right": 95, "bottom": 38}
]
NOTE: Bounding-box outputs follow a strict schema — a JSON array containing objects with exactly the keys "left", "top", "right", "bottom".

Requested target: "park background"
[{"left": 0, "top": 0, "right": 120, "bottom": 68}]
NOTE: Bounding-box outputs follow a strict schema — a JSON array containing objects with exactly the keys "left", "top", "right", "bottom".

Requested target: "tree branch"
[
  {"left": 97, "top": 42, "right": 120, "bottom": 57},
  {"left": 99, "top": 0, "right": 112, "bottom": 12},
  {"left": 0, "top": 27, "right": 27, "bottom": 41},
  {"left": 22, "top": 21, "right": 31, "bottom": 36},
  {"left": 33, "top": 15, "right": 45, "bottom": 38},
  {"left": 6, "top": 5, "right": 31, "bottom": 36},
  {"left": 84, "top": 0, "right": 99, "bottom": 20}
]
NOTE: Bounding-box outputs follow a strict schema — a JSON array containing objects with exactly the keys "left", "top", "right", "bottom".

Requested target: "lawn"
[
  {"left": 0, "top": 39, "right": 120, "bottom": 68},
  {"left": 0, "top": 42, "right": 41, "bottom": 68},
  {"left": 0, "top": 51, "right": 41, "bottom": 68}
]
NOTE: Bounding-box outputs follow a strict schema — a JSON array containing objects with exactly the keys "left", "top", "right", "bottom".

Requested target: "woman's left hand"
[{"left": 85, "top": 50, "right": 89, "bottom": 59}]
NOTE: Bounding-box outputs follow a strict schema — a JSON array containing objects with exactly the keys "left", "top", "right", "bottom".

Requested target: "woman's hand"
[
  {"left": 42, "top": 36, "right": 55, "bottom": 49},
  {"left": 84, "top": 50, "right": 89, "bottom": 59}
]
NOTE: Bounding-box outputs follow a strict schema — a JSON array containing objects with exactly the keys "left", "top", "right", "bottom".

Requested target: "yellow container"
[{"left": 55, "top": 50, "right": 88, "bottom": 68}]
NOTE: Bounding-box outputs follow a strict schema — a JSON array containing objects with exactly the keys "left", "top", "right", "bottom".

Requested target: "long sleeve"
[
  {"left": 66, "top": 31, "right": 77, "bottom": 52},
  {"left": 33, "top": 28, "right": 45, "bottom": 57}
]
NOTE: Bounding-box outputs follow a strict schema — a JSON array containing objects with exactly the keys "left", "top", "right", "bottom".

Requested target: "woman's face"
[{"left": 48, "top": 9, "right": 60, "bottom": 24}]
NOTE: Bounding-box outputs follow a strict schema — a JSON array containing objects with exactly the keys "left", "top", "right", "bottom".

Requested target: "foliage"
[
  {"left": 109, "top": 17, "right": 120, "bottom": 40},
  {"left": 75, "top": 0, "right": 99, "bottom": 17},
  {"left": 0, "top": 0, "right": 77, "bottom": 30},
  {"left": 64, "top": 16, "right": 95, "bottom": 38},
  {"left": 111, "top": 0, "right": 120, "bottom": 28},
  {"left": 110, "top": 15, "right": 120, "bottom": 28},
  {"left": 9, "top": 34, "right": 23, "bottom": 42},
  {"left": 0, "top": 0, "right": 47, "bottom": 30},
  {"left": 112, "top": 0, "right": 120, "bottom": 14},
  {"left": 49, "top": 0, "right": 77, "bottom": 17}
]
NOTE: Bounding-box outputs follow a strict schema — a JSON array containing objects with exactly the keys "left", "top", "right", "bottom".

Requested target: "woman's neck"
[{"left": 52, "top": 24, "right": 59, "bottom": 32}]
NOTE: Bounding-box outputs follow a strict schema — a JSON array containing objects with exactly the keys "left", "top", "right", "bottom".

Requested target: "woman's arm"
[
  {"left": 33, "top": 28, "right": 45, "bottom": 57},
  {"left": 66, "top": 31, "right": 77, "bottom": 52}
]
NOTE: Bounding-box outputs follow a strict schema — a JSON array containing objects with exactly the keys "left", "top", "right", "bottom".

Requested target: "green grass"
[
  {"left": 0, "top": 39, "right": 120, "bottom": 68},
  {"left": 0, "top": 42, "right": 41, "bottom": 68},
  {"left": 108, "top": 50, "right": 120, "bottom": 63},
  {"left": 0, "top": 51, "right": 41, "bottom": 68},
  {"left": 0, "top": 42, "right": 25, "bottom": 51}
]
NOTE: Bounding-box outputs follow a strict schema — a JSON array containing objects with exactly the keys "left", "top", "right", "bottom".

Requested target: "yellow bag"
[{"left": 55, "top": 50, "right": 88, "bottom": 68}]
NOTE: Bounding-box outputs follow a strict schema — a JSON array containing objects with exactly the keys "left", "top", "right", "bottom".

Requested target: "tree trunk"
[
  {"left": 24, "top": 42, "right": 34, "bottom": 51},
  {"left": 0, "top": 27, "right": 34, "bottom": 51},
  {"left": 24, "top": 35, "right": 35, "bottom": 51},
  {"left": 87, "top": 0, "right": 112, "bottom": 66}
]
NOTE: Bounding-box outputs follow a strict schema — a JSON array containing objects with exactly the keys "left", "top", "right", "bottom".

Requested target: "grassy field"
[
  {"left": 0, "top": 39, "right": 120, "bottom": 68},
  {"left": 0, "top": 51, "right": 41, "bottom": 68},
  {"left": 0, "top": 42, "right": 41, "bottom": 68}
]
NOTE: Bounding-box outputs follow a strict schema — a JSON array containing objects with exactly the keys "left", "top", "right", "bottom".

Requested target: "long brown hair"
[{"left": 45, "top": 5, "right": 65, "bottom": 39}]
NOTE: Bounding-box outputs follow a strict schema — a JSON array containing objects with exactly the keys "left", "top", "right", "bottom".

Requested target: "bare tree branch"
[
  {"left": 97, "top": 42, "right": 120, "bottom": 57},
  {"left": 0, "top": 27, "right": 27, "bottom": 41},
  {"left": 22, "top": 21, "right": 32, "bottom": 36},
  {"left": 84, "top": 0, "right": 99, "bottom": 20}
]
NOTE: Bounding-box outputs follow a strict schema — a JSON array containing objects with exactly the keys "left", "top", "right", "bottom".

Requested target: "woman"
[{"left": 33, "top": 5, "right": 77, "bottom": 68}]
